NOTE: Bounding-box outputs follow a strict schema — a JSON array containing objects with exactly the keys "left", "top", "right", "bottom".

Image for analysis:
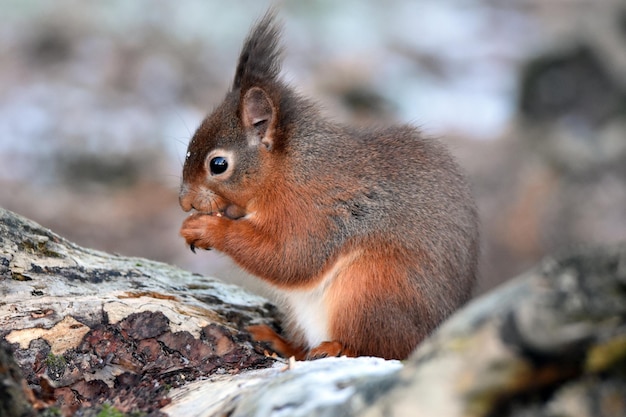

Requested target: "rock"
[
  {"left": 2, "top": 207, "right": 625, "bottom": 416},
  {"left": 362, "top": 243, "right": 626, "bottom": 417}
]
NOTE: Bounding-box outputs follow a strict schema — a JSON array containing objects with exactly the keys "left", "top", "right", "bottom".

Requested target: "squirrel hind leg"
[
  {"left": 247, "top": 325, "right": 356, "bottom": 361},
  {"left": 247, "top": 324, "right": 308, "bottom": 360},
  {"left": 326, "top": 250, "right": 430, "bottom": 360}
]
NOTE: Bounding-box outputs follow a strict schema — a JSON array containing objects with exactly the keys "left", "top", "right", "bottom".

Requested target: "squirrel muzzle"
[{"left": 179, "top": 183, "right": 245, "bottom": 220}]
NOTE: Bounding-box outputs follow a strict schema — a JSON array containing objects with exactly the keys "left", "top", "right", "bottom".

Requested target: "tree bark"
[{"left": 0, "top": 207, "right": 281, "bottom": 415}]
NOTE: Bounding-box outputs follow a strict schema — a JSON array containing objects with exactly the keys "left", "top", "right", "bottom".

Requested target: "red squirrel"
[{"left": 179, "top": 11, "right": 479, "bottom": 360}]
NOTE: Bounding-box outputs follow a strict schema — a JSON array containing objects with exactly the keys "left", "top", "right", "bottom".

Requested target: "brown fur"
[{"left": 179, "top": 10, "right": 479, "bottom": 360}]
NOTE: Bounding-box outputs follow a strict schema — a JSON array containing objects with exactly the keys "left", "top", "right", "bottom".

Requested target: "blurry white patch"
[
  {"left": 282, "top": 284, "right": 330, "bottom": 348},
  {"left": 277, "top": 252, "right": 359, "bottom": 348}
]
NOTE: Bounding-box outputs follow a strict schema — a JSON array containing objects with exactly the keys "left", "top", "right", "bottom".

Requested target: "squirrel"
[{"left": 179, "top": 10, "right": 479, "bottom": 360}]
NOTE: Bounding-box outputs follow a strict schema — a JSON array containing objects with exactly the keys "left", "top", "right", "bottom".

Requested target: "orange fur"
[{"left": 324, "top": 245, "right": 435, "bottom": 359}]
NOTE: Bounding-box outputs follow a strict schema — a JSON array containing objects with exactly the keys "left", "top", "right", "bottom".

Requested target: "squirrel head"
[{"left": 180, "top": 10, "right": 294, "bottom": 219}]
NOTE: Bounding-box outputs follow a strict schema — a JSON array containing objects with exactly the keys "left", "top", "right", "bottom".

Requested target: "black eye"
[{"left": 209, "top": 157, "right": 229, "bottom": 175}]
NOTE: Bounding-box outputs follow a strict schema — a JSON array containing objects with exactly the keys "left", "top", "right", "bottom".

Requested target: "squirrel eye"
[{"left": 209, "top": 156, "right": 229, "bottom": 175}]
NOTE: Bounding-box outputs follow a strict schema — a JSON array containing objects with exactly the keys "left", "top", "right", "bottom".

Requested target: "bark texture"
[{"left": 0, "top": 208, "right": 280, "bottom": 415}]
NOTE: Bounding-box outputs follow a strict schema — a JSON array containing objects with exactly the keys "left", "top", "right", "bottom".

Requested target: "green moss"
[
  {"left": 11, "top": 271, "right": 31, "bottom": 281},
  {"left": 41, "top": 407, "right": 62, "bottom": 417},
  {"left": 45, "top": 353, "right": 67, "bottom": 379},
  {"left": 186, "top": 283, "right": 211, "bottom": 290},
  {"left": 97, "top": 404, "right": 125, "bottom": 417},
  {"left": 45, "top": 353, "right": 66, "bottom": 368},
  {"left": 19, "top": 237, "right": 63, "bottom": 258},
  {"left": 585, "top": 335, "right": 626, "bottom": 373}
]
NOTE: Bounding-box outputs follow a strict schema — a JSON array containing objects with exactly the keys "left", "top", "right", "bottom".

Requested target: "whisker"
[
  {"left": 174, "top": 109, "right": 193, "bottom": 138},
  {"left": 162, "top": 134, "right": 191, "bottom": 168}
]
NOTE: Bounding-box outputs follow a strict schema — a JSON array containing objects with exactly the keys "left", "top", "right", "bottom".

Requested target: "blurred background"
[{"left": 1, "top": 0, "right": 625, "bottom": 295}]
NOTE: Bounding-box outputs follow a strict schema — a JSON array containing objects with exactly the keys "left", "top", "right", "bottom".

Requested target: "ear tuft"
[
  {"left": 233, "top": 9, "right": 282, "bottom": 90},
  {"left": 242, "top": 87, "right": 275, "bottom": 149}
]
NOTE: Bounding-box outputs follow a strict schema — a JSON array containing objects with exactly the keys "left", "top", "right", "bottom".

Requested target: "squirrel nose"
[{"left": 179, "top": 183, "right": 194, "bottom": 212}]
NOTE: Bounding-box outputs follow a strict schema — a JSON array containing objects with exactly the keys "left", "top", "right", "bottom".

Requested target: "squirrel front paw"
[{"left": 180, "top": 212, "right": 226, "bottom": 252}]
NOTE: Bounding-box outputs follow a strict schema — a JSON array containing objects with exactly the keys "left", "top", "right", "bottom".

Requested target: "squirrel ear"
[{"left": 242, "top": 87, "right": 276, "bottom": 150}]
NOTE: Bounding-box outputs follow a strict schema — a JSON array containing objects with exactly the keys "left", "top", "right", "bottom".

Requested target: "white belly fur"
[
  {"left": 281, "top": 284, "right": 330, "bottom": 348},
  {"left": 276, "top": 252, "right": 357, "bottom": 349}
]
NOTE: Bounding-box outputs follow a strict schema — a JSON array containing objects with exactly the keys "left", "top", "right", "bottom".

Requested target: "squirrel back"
[{"left": 179, "top": 10, "right": 479, "bottom": 360}]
